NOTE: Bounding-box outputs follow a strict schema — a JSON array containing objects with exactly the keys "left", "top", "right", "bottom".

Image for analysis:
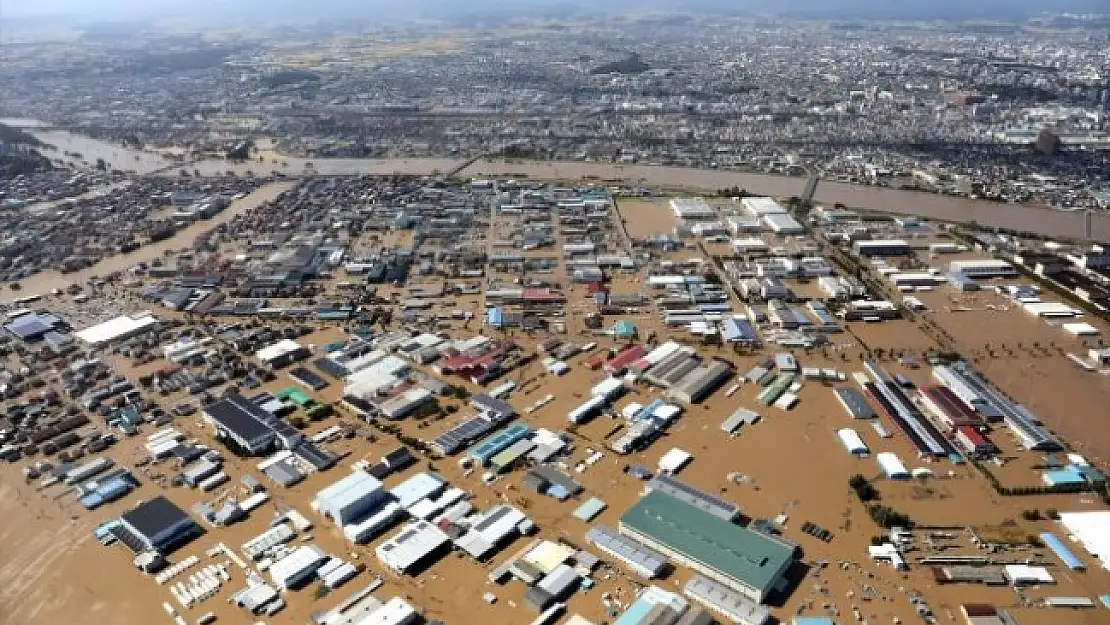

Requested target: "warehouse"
[
  {"left": 853, "top": 239, "right": 911, "bottom": 257},
  {"left": 919, "top": 385, "right": 984, "bottom": 429},
  {"left": 889, "top": 273, "right": 945, "bottom": 288},
  {"left": 4, "top": 311, "right": 65, "bottom": 342},
  {"left": 836, "top": 428, "right": 870, "bottom": 456},
  {"left": 619, "top": 491, "right": 796, "bottom": 603},
  {"left": 731, "top": 237, "right": 769, "bottom": 254},
  {"left": 377, "top": 388, "right": 435, "bottom": 420},
  {"left": 721, "top": 318, "right": 758, "bottom": 344},
  {"left": 947, "top": 259, "right": 1017, "bottom": 278},
  {"left": 1040, "top": 532, "right": 1085, "bottom": 570},
  {"left": 646, "top": 474, "right": 741, "bottom": 522},
  {"left": 585, "top": 525, "right": 668, "bottom": 579},
  {"left": 526, "top": 564, "right": 581, "bottom": 611},
  {"left": 74, "top": 311, "right": 160, "bottom": 346},
  {"left": 956, "top": 426, "right": 997, "bottom": 457},
  {"left": 469, "top": 423, "right": 533, "bottom": 465},
  {"left": 316, "top": 471, "right": 390, "bottom": 526},
  {"left": 833, "top": 387, "right": 876, "bottom": 419},
  {"left": 114, "top": 496, "right": 200, "bottom": 554},
  {"left": 376, "top": 520, "right": 451, "bottom": 574},
  {"left": 390, "top": 472, "right": 446, "bottom": 509},
  {"left": 864, "top": 361, "right": 953, "bottom": 457},
  {"left": 761, "top": 213, "right": 804, "bottom": 235},
  {"left": 455, "top": 504, "right": 530, "bottom": 559},
  {"left": 741, "top": 197, "right": 787, "bottom": 216},
  {"left": 671, "top": 198, "right": 717, "bottom": 221},
  {"left": 1057, "top": 511, "right": 1110, "bottom": 570},
  {"left": 683, "top": 574, "right": 770, "bottom": 625},
  {"left": 203, "top": 391, "right": 302, "bottom": 455},
  {"left": 269, "top": 544, "right": 328, "bottom": 589},
  {"left": 721, "top": 408, "right": 760, "bottom": 434},
  {"left": 876, "top": 452, "right": 910, "bottom": 480},
  {"left": 668, "top": 360, "right": 732, "bottom": 404},
  {"left": 935, "top": 363, "right": 1060, "bottom": 450},
  {"left": 256, "top": 339, "right": 311, "bottom": 368}
]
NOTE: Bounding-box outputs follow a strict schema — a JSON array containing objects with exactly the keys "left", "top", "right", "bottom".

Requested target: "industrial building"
[
  {"left": 376, "top": 520, "right": 451, "bottom": 574},
  {"left": 202, "top": 391, "right": 303, "bottom": 455},
  {"left": 671, "top": 198, "right": 717, "bottom": 221},
  {"left": 316, "top": 471, "right": 391, "bottom": 526},
  {"left": 833, "top": 387, "right": 876, "bottom": 419},
  {"left": 837, "top": 428, "right": 869, "bottom": 456},
  {"left": 618, "top": 491, "right": 796, "bottom": 603},
  {"left": 683, "top": 574, "right": 771, "bottom": 625},
  {"left": 933, "top": 363, "right": 1060, "bottom": 451},
  {"left": 113, "top": 496, "right": 201, "bottom": 554},
  {"left": 853, "top": 239, "right": 911, "bottom": 257},
  {"left": 1057, "top": 511, "right": 1110, "bottom": 570},
  {"left": 269, "top": 544, "right": 328, "bottom": 589},
  {"left": 741, "top": 197, "right": 787, "bottom": 216},
  {"left": 919, "top": 385, "right": 984, "bottom": 430},
  {"left": 644, "top": 474, "right": 741, "bottom": 522},
  {"left": 876, "top": 452, "right": 910, "bottom": 480},
  {"left": 585, "top": 525, "right": 668, "bottom": 579},
  {"left": 947, "top": 259, "right": 1017, "bottom": 279},
  {"left": 667, "top": 360, "right": 732, "bottom": 404},
  {"left": 74, "top": 311, "right": 160, "bottom": 346},
  {"left": 761, "top": 213, "right": 804, "bottom": 235},
  {"left": 863, "top": 360, "right": 954, "bottom": 457},
  {"left": 3, "top": 311, "right": 65, "bottom": 342}
]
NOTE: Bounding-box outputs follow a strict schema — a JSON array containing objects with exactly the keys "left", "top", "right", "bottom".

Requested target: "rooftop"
[{"left": 620, "top": 491, "right": 794, "bottom": 594}]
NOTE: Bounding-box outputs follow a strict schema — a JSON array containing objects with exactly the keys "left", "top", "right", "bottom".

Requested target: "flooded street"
[
  {"left": 17, "top": 125, "right": 1110, "bottom": 241},
  {"left": 14, "top": 181, "right": 294, "bottom": 297}
]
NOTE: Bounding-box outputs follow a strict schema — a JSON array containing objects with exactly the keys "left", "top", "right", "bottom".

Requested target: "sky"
[{"left": 4, "top": 0, "right": 1103, "bottom": 20}]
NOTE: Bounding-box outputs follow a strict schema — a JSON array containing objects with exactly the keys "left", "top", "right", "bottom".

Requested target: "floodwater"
[
  {"left": 23, "top": 126, "right": 1110, "bottom": 241},
  {"left": 13, "top": 181, "right": 295, "bottom": 297},
  {"left": 463, "top": 159, "right": 1110, "bottom": 242}
]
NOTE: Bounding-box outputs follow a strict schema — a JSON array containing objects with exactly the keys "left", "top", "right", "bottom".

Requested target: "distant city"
[{"left": 0, "top": 12, "right": 1108, "bottom": 209}]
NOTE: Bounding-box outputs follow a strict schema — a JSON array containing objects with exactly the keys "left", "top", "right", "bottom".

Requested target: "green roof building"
[
  {"left": 619, "top": 490, "right": 796, "bottom": 603},
  {"left": 613, "top": 320, "right": 638, "bottom": 339}
]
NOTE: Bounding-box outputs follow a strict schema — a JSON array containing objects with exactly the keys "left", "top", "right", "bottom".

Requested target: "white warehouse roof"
[
  {"left": 376, "top": 521, "right": 450, "bottom": 573},
  {"left": 269, "top": 544, "right": 327, "bottom": 588},
  {"left": 1058, "top": 511, "right": 1110, "bottom": 570},
  {"left": 836, "top": 428, "right": 869, "bottom": 455},
  {"left": 256, "top": 339, "right": 305, "bottom": 363},
  {"left": 75, "top": 311, "right": 159, "bottom": 346},
  {"left": 741, "top": 197, "right": 787, "bottom": 216},
  {"left": 877, "top": 452, "right": 909, "bottom": 479}
]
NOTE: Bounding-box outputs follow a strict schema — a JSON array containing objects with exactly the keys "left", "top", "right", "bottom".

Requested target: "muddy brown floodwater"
[
  {"left": 12, "top": 181, "right": 295, "bottom": 297},
  {"left": 19, "top": 124, "right": 1109, "bottom": 242}
]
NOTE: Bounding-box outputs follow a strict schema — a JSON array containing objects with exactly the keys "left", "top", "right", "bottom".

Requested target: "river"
[{"left": 15, "top": 124, "right": 1109, "bottom": 242}]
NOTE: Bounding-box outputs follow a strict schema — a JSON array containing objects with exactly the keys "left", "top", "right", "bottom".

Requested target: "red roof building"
[
  {"left": 604, "top": 345, "right": 646, "bottom": 373},
  {"left": 956, "top": 425, "right": 997, "bottom": 456},
  {"left": 920, "top": 386, "right": 984, "bottom": 430}
]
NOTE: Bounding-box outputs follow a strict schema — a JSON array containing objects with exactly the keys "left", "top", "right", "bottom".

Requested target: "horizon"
[{"left": 5, "top": 0, "right": 1109, "bottom": 22}]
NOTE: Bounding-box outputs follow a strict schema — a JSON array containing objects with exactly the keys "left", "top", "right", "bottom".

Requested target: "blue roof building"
[
  {"left": 4, "top": 312, "right": 64, "bottom": 341},
  {"left": 1040, "top": 532, "right": 1084, "bottom": 570},
  {"left": 487, "top": 307, "right": 505, "bottom": 329}
]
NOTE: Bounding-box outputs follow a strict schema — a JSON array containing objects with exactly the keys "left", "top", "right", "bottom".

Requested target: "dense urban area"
[{"left": 2, "top": 8, "right": 1110, "bottom": 625}]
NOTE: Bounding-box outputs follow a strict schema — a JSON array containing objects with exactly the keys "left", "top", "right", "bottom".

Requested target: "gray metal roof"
[
  {"left": 647, "top": 473, "right": 740, "bottom": 522},
  {"left": 585, "top": 525, "right": 667, "bottom": 578},
  {"left": 833, "top": 387, "right": 876, "bottom": 419}
]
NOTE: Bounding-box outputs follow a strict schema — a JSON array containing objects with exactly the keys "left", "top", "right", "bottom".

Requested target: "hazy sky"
[{"left": 5, "top": 0, "right": 1102, "bottom": 20}]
